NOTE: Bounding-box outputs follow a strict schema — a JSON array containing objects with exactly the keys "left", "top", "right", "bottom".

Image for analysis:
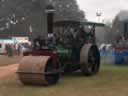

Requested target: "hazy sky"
[{"left": 77, "top": 0, "right": 128, "bottom": 22}]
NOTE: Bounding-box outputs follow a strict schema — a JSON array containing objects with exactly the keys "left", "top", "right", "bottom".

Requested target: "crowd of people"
[
  {"left": 5, "top": 43, "right": 22, "bottom": 57},
  {"left": 99, "top": 44, "right": 114, "bottom": 56}
]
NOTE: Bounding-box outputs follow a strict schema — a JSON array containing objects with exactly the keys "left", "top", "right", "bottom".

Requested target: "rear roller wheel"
[
  {"left": 17, "top": 56, "right": 60, "bottom": 86},
  {"left": 80, "top": 44, "right": 100, "bottom": 76}
]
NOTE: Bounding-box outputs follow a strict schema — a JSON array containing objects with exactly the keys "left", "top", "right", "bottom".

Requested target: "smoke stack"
[{"left": 45, "top": 5, "right": 56, "bottom": 34}]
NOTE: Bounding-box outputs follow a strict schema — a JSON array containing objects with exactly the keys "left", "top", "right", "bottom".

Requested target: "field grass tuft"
[{"left": 0, "top": 64, "right": 128, "bottom": 96}]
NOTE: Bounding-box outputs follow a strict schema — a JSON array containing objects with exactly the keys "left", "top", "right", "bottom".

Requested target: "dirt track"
[{"left": 0, "top": 64, "right": 18, "bottom": 79}]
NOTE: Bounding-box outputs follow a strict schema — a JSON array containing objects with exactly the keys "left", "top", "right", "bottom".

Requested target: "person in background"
[
  {"left": 5, "top": 44, "right": 9, "bottom": 56},
  {"left": 15, "top": 43, "right": 19, "bottom": 56},
  {"left": 7, "top": 44, "right": 13, "bottom": 57},
  {"left": 33, "top": 35, "right": 42, "bottom": 49},
  {"left": 18, "top": 44, "right": 23, "bottom": 56}
]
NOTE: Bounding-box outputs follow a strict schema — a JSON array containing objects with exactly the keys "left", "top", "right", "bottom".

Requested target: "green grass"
[
  {"left": 1, "top": 64, "right": 128, "bottom": 96},
  {"left": 0, "top": 55, "right": 22, "bottom": 66}
]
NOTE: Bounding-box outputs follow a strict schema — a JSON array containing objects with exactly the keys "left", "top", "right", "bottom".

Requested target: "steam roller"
[
  {"left": 17, "top": 56, "right": 60, "bottom": 85},
  {"left": 17, "top": 5, "right": 104, "bottom": 86}
]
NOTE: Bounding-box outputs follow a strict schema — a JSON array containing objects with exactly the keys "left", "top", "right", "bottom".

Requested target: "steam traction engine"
[{"left": 17, "top": 5, "right": 104, "bottom": 86}]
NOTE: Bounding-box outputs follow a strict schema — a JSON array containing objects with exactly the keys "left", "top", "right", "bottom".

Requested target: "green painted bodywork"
[
  {"left": 56, "top": 47, "right": 80, "bottom": 72},
  {"left": 57, "top": 48, "right": 72, "bottom": 62}
]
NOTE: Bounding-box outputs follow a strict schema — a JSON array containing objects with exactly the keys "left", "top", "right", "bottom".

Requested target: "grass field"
[
  {"left": 0, "top": 64, "right": 128, "bottom": 96},
  {"left": 0, "top": 55, "right": 22, "bottom": 66}
]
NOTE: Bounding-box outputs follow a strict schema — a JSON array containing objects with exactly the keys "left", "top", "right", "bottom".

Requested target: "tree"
[
  {"left": 0, "top": 0, "right": 86, "bottom": 40},
  {"left": 51, "top": 0, "right": 85, "bottom": 21}
]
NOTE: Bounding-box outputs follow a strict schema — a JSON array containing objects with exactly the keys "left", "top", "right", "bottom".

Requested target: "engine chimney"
[{"left": 45, "top": 5, "right": 56, "bottom": 35}]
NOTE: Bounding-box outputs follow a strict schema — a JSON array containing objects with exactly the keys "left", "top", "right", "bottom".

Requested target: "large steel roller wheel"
[
  {"left": 80, "top": 44, "right": 100, "bottom": 76},
  {"left": 17, "top": 56, "right": 60, "bottom": 86}
]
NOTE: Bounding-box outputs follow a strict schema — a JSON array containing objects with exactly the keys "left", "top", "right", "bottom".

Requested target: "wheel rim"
[
  {"left": 88, "top": 48, "right": 95, "bottom": 73},
  {"left": 88, "top": 46, "right": 100, "bottom": 74},
  {"left": 45, "top": 58, "right": 60, "bottom": 85},
  {"left": 80, "top": 44, "right": 100, "bottom": 76}
]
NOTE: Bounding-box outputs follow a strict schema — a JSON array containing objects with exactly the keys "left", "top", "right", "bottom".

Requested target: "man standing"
[{"left": 33, "top": 35, "right": 42, "bottom": 49}]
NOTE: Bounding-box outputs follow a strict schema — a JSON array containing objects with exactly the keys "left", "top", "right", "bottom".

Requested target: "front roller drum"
[
  {"left": 80, "top": 44, "right": 100, "bottom": 76},
  {"left": 17, "top": 56, "right": 60, "bottom": 86}
]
